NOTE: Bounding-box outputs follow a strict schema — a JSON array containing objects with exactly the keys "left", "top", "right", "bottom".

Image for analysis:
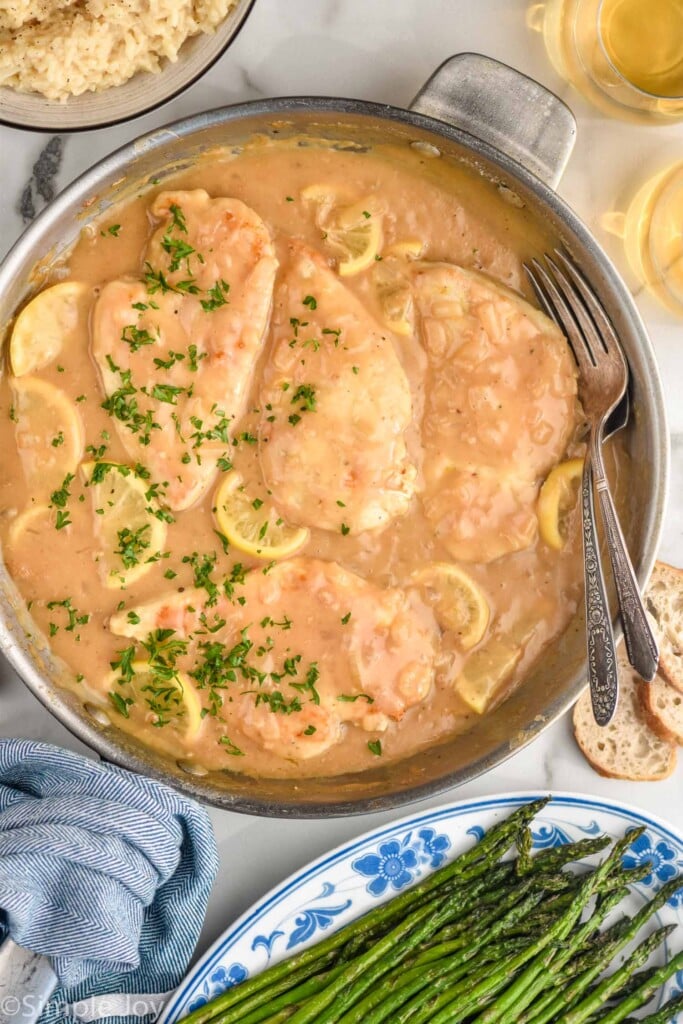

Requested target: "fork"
[{"left": 525, "top": 252, "right": 659, "bottom": 726}]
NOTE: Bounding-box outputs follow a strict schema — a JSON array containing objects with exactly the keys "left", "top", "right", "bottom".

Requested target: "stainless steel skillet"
[{"left": 0, "top": 54, "right": 669, "bottom": 816}]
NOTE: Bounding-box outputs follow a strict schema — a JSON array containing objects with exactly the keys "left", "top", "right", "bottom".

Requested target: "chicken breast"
[
  {"left": 258, "top": 243, "right": 417, "bottom": 535},
  {"left": 92, "top": 189, "right": 277, "bottom": 510},
  {"left": 412, "top": 262, "right": 578, "bottom": 562},
  {"left": 110, "top": 557, "right": 438, "bottom": 761}
]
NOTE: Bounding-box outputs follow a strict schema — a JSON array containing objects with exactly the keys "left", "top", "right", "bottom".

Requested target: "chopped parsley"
[
  {"left": 55, "top": 510, "right": 71, "bottom": 530},
  {"left": 121, "top": 324, "right": 156, "bottom": 352},
  {"left": 153, "top": 350, "right": 185, "bottom": 370},
  {"left": 302, "top": 294, "right": 317, "bottom": 310},
  {"left": 169, "top": 203, "right": 188, "bottom": 233},
  {"left": 182, "top": 551, "right": 219, "bottom": 606},
  {"left": 291, "top": 383, "right": 317, "bottom": 412},
  {"left": 101, "top": 365, "right": 161, "bottom": 445},
  {"left": 151, "top": 383, "right": 185, "bottom": 405},
  {"left": 200, "top": 279, "right": 230, "bottom": 313},
  {"left": 289, "top": 662, "right": 321, "bottom": 706},
  {"left": 368, "top": 739, "right": 382, "bottom": 756},
  {"left": 161, "top": 235, "right": 195, "bottom": 274},
  {"left": 219, "top": 736, "right": 244, "bottom": 756},
  {"left": 49, "top": 472, "right": 75, "bottom": 529},
  {"left": 46, "top": 598, "right": 90, "bottom": 635},
  {"left": 114, "top": 524, "right": 151, "bottom": 569},
  {"left": 187, "top": 344, "right": 206, "bottom": 372}
]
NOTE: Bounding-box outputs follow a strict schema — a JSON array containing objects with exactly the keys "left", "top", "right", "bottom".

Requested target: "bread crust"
[
  {"left": 647, "top": 561, "right": 683, "bottom": 693},
  {"left": 573, "top": 665, "right": 676, "bottom": 781},
  {"left": 639, "top": 676, "right": 683, "bottom": 746}
]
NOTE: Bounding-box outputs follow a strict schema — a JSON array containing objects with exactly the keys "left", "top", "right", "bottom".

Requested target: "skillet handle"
[{"left": 410, "top": 53, "right": 576, "bottom": 190}]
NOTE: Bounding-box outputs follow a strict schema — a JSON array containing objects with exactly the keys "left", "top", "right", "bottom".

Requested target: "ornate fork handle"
[
  {"left": 590, "top": 432, "right": 659, "bottom": 682},
  {"left": 582, "top": 447, "right": 619, "bottom": 725}
]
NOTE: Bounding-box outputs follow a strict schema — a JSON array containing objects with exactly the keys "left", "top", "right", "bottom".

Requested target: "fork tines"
[{"left": 524, "top": 251, "right": 628, "bottom": 383}]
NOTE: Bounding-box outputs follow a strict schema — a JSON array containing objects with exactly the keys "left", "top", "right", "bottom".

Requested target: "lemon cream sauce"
[{"left": 0, "top": 139, "right": 593, "bottom": 779}]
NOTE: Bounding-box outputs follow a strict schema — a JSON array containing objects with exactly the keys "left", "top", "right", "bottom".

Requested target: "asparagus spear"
[
  {"left": 409, "top": 829, "right": 644, "bottom": 1024},
  {"left": 334, "top": 936, "right": 526, "bottom": 1024},
  {"left": 285, "top": 887, "right": 475, "bottom": 1024},
  {"left": 560, "top": 930, "right": 681, "bottom": 1024},
  {"left": 181, "top": 799, "right": 548, "bottom": 1024},
  {"left": 227, "top": 963, "right": 345, "bottom": 1024},
  {"left": 517, "top": 834, "right": 611, "bottom": 876},
  {"left": 489, "top": 886, "right": 629, "bottom": 1024},
  {"left": 632, "top": 991, "right": 683, "bottom": 1023},
  {"left": 521, "top": 874, "right": 683, "bottom": 1024},
  {"left": 335, "top": 887, "right": 550, "bottom": 1024}
]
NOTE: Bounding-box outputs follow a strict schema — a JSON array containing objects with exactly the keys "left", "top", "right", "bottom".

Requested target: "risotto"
[{"left": 0, "top": 0, "right": 237, "bottom": 101}]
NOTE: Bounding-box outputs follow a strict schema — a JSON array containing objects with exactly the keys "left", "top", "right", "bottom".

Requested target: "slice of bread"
[
  {"left": 645, "top": 561, "right": 683, "bottom": 693},
  {"left": 640, "top": 674, "right": 683, "bottom": 745},
  {"left": 573, "top": 650, "right": 676, "bottom": 781}
]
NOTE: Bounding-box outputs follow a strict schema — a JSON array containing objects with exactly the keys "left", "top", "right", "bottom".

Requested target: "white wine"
[
  {"left": 600, "top": 0, "right": 683, "bottom": 98},
  {"left": 604, "top": 163, "right": 683, "bottom": 317},
  {"left": 533, "top": 0, "right": 683, "bottom": 121}
]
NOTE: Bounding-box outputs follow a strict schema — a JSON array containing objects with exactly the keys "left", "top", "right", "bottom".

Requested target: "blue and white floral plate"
[{"left": 160, "top": 792, "right": 683, "bottom": 1024}]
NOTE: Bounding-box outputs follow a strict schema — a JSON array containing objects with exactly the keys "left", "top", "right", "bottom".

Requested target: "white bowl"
[{"left": 0, "top": 0, "right": 257, "bottom": 132}]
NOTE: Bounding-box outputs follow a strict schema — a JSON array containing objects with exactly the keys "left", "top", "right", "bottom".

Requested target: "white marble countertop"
[{"left": 1, "top": 0, "right": 682, "bottom": 967}]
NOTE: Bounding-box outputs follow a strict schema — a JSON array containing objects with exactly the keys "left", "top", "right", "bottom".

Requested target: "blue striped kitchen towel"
[{"left": 0, "top": 738, "right": 218, "bottom": 1024}]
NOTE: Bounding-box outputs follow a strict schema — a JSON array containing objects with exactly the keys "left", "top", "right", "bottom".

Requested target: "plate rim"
[{"left": 161, "top": 789, "right": 683, "bottom": 1024}]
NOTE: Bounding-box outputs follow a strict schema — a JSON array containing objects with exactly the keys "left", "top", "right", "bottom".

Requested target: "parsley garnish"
[
  {"left": 50, "top": 473, "right": 74, "bottom": 528},
  {"left": 169, "top": 203, "right": 188, "bottom": 233},
  {"left": 201, "top": 279, "right": 230, "bottom": 312},
  {"left": 151, "top": 383, "right": 184, "bottom": 405},
  {"left": 291, "top": 383, "right": 317, "bottom": 412},
  {"left": 368, "top": 739, "right": 382, "bottom": 756},
  {"left": 182, "top": 551, "right": 219, "bottom": 606},
  {"left": 161, "top": 234, "right": 196, "bottom": 274},
  {"left": 219, "top": 736, "right": 244, "bottom": 756},
  {"left": 121, "top": 324, "right": 156, "bottom": 352},
  {"left": 115, "top": 525, "right": 151, "bottom": 570},
  {"left": 289, "top": 663, "right": 321, "bottom": 706},
  {"left": 46, "top": 598, "right": 90, "bottom": 634}
]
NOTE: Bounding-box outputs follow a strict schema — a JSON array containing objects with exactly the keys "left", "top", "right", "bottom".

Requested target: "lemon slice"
[
  {"left": 372, "top": 257, "right": 415, "bottom": 336},
  {"left": 383, "top": 239, "right": 425, "bottom": 259},
  {"left": 538, "top": 458, "right": 584, "bottom": 550},
  {"left": 412, "top": 562, "right": 490, "bottom": 650},
  {"left": 301, "top": 183, "right": 344, "bottom": 210},
  {"left": 214, "top": 472, "right": 309, "bottom": 560},
  {"left": 9, "top": 282, "right": 91, "bottom": 377},
  {"left": 106, "top": 660, "right": 202, "bottom": 737},
  {"left": 455, "top": 638, "right": 522, "bottom": 714},
  {"left": 302, "top": 187, "right": 383, "bottom": 275},
  {"left": 7, "top": 505, "right": 52, "bottom": 550},
  {"left": 326, "top": 200, "right": 383, "bottom": 276},
  {"left": 11, "top": 376, "right": 85, "bottom": 497},
  {"left": 81, "top": 461, "right": 167, "bottom": 588}
]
